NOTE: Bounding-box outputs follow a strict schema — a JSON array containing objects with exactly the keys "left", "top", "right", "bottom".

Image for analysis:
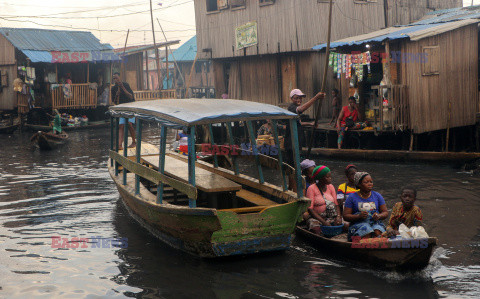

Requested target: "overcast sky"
[
  {"left": 0, "top": 1, "right": 477, "bottom": 50},
  {"left": 0, "top": 0, "right": 196, "bottom": 49}
]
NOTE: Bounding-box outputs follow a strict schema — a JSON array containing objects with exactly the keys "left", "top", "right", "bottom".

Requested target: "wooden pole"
[
  {"left": 307, "top": 0, "right": 333, "bottom": 157},
  {"left": 165, "top": 46, "right": 169, "bottom": 88},
  {"left": 55, "top": 64, "right": 58, "bottom": 83},
  {"left": 145, "top": 51, "right": 150, "bottom": 90},
  {"left": 150, "top": 0, "right": 162, "bottom": 90},
  {"left": 185, "top": 54, "right": 198, "bottom": 98},
  {"left": 109, "top": 62, "right": 113, "bottom": 105},
  {"left": 86, "top": 63, "right": 90, "bottom": 83},
  {"left": 122, "top": 29, "right": 130, "bottom": 74},
  {"left": 446, "top": 101, "right": 451, "bottom": 152},
  {"left": 157, "top": 18, "right": 185, "bottom": 90}
]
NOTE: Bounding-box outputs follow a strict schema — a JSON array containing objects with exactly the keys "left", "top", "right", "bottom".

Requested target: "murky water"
[{"left": 0, "top": 126, "right": 479, "bottom": 298}]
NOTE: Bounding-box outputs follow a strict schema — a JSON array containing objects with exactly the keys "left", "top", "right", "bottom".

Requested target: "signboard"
[
  {"left": 235, "top": 21, "right": 258, "bottom": 50},
  {"left": 50, "top": 51, "right": 122, "bottom": 63}
]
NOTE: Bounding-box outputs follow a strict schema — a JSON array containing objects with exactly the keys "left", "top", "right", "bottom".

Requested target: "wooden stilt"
[{"left": 409, "top": 131, "right": 414, "bottom": 152}]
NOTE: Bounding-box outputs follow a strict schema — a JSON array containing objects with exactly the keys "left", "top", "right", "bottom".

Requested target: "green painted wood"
[
  {"left": 115, "top": 118, "right": 120, "bottom": 176},
  {"left": 188, "top": 126, "right": 196, "bottom": 208},
  {"left": 135, "top": 120, "right": 142, "bottom": 195},
  {"left": 213, "top": 201, "right": 308, "bottom": 243},
  {"left": 110, "top": 117, "right": 114, "bottom": 167},
  {"left": 246, "top": 121, "right": 264, "bottom": 184},
  {"left": 272, "top": 120, "right": 287, "bottom": 191},
  {"left": 208, "top": 124, "right": 219, "bottom": 168},
  {"left": 123, "top": 118, "right": 128, "bottom": 186},
  {"left": 225, "top": 122, "right": 239, "bottom": 175},
  {"left": 157, "top": 126, "right": 167, "bottom": 204},
  {"left": 110, "top": 150, "right": 197, "bottom": 200},
  {"left": 289, "top": 119, "right": 303, "bottom": 199}
]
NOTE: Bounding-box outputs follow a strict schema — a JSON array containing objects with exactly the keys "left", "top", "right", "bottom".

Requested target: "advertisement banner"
[{"left": 235, "top": 21, "right": 258, "bottom": 50}]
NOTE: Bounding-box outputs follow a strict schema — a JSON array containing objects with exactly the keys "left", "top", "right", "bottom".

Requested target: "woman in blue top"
[{"left": 343, "top": 172, "right": 389, "bottom": 240}]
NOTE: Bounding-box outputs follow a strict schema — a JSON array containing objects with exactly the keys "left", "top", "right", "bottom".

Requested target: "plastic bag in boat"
[{"left": 399, "top": 224, "right": 429, "bottom": 239}]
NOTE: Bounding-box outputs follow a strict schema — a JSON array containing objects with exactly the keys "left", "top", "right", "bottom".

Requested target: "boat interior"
[{"left": 115, "top": 142, "right": 300, "bottom": 214}]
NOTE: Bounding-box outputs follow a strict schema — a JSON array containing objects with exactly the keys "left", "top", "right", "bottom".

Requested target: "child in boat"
[
  {"left": 386, "top": 187, "right": 423, "bottom": 237},
  {"left": 343, "top": 172, "right": 389, "bottom": 241},
  {"left": 306, "top": 165, "right": 344, "bottom": 235},
  {"left": 337, "top": 164, "right": 359, "bottom": 214}
]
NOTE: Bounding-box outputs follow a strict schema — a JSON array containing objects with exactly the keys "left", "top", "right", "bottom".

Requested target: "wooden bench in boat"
[
  {"left": 236, "top": 189, "right": 277, "bottom": 206},
  {"left": 141, "top": 155, "right": 241, "bottom": 193}
]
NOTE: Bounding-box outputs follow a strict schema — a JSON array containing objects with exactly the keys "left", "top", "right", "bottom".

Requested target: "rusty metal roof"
[{"left": 0, "top": 27, "right": 113, "bottom": 51}]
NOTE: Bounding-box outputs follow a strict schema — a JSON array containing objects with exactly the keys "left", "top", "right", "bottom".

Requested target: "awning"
[
  {"left": 21, "top": 50, "right": 122, "bottom": 63},
  {"left": 109, "top": 99, "right": 297, "bottom": 126},
  {"left": 312, "top": 19, "right": 480, "bottom": 51}
]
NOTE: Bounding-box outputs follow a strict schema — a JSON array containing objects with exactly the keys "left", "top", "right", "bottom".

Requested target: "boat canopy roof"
[{"left": 109, "top": 99, "right": 297, "bottom": 127}]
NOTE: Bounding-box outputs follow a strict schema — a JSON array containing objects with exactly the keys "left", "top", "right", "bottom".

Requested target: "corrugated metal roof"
[
  {"left": 164, "top": 36, "right": 197, "bottom": 62},
  {"left": 0, "top": 27, "right": 112, "bottom": 51},
  {"left": 415, "top": 5, "right": 480, "bottom": 25},
  {"left": 20, "top": 50, "right": 54, "bottom": 63},
  {"left": 312, "top": 19, "right": 479, "bottom": 50}
]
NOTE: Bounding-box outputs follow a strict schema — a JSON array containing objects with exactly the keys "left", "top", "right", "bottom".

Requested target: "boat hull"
[
  {"left": 0, "top": 124, "right": 19, "bottom": 134},
  {"left": 304, "top": 147, "right": 480, "bottom": 163},
  {"left": 296, "top": 226, "right": 437, "bottom": 271},
  {"left": 110, "top": 166, "right": 305, "bottom": 257},
  {"left": 25, "top": 120, "right": 109, "bottom": 132},
  {"left": 31, "top": 132, "right": 68, "bottom": 150}
]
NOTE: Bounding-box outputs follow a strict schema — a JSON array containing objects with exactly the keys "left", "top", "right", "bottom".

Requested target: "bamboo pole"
[
  {"left": 185, "top": 54, "right": 198, "bottom": 98},
  {"left": 307, "top": 0, "right": 333, "bottom": 157},
  {"left": 145, "top": 51, "right": 150, "bottom": 90},
  {"left": 157, "top": 18, "right": 185, "bottom": 90},
  {"left": 122, "top": 29, "right": 130, "bottom": 73},
  {"left": 150, "top": 0, "right": 162, "bottom": 90}
]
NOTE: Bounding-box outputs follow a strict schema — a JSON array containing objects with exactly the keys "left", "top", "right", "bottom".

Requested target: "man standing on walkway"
[
  {"left": 112, "top": 72, "right": 136, "bottom": 149},
  {"left": 285, "top": 89, "right": 325, "bottom": 164}
]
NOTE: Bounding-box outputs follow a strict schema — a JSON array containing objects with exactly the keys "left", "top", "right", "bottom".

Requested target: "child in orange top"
[{"left": 386, "top": 187, "right": 423, "bottom": 237}]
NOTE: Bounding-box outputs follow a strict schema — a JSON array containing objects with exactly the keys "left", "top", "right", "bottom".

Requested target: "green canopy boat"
[{"left": 107, "top": 99, "right": 309, "bottom": 257}]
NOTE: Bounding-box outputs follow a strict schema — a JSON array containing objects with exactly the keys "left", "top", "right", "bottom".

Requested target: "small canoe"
[
  {"left": 25, "top": 120, "right": 109, "bottom": 132},
  {"left": 295, "top": 226, "right": 437, "bottom": 271},
  {"left": 0, "top": 117, "right": 20, "bottom": 134},
  {"left": 0, "top": 123, "right": 19, "bottom": 134},
  {"left": 31, "top": 131, "right": 69, "bottom": 150}
]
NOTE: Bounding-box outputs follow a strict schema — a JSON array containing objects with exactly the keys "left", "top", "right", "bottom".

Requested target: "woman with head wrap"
[
  {"left": 300, "top": 159, "right": 316, "bottom": 192},
  {"left": 306, "top": 165, "right": 345, "bottom": 235},
  {"left": 337, "top": 164, "right": 359, "bottom": 214},
  {"left": 343, "top": 172, "right": 389, "bottom": 241}
]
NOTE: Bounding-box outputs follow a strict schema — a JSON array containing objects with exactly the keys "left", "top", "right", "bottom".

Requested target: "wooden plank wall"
[
  {"left": 0, "top": 33, "right": 16, "bottom": 110},
  {"left": 215, "top": 51, "right": 336, "bottom": 119},
  {"left": 123, "top": 53, "right": 143, "bottom": 91},
  {"left": 401, "top": 24, "right": 478, "bottom": 134},
  {"left": 178, "top": 61, "right": 215, "bottom": 88},
  {"left": 386, "top": 0, "right": 462, "bottom": 27},
  {"left": 195, "top": 0, "right": 386, "bottom": 60}
]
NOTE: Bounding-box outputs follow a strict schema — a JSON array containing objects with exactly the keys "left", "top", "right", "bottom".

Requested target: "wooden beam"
[{"left": 110, "top": 150, "right": 197, "bottom": 199}]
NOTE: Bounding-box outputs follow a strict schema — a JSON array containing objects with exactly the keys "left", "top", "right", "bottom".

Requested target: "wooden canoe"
[
  {"left": 0, "top": 123, "right": 19, "bottom": 134},
  {"left": 25, "top": 120, "right": 109, "bottom": 132},
  {"left": 303, "top": 147, "right": 480, "bottom": 163},
  {"left": 295, "top": 226, "right": 437, "bottom": 271},
  {"left": 31, "top": 131, "right": 69, "bottom": 150},
  {"left": 109, "top": 143, "right": 309, "bottom": 258}
]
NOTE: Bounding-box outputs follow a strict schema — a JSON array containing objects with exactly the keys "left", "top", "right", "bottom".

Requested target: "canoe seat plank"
[
  {"left": 142, "top": 155, "right": 241, "bottom": 193},
  {"left": 236, "top": 189, "right": 277, "bottom": 206}
]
